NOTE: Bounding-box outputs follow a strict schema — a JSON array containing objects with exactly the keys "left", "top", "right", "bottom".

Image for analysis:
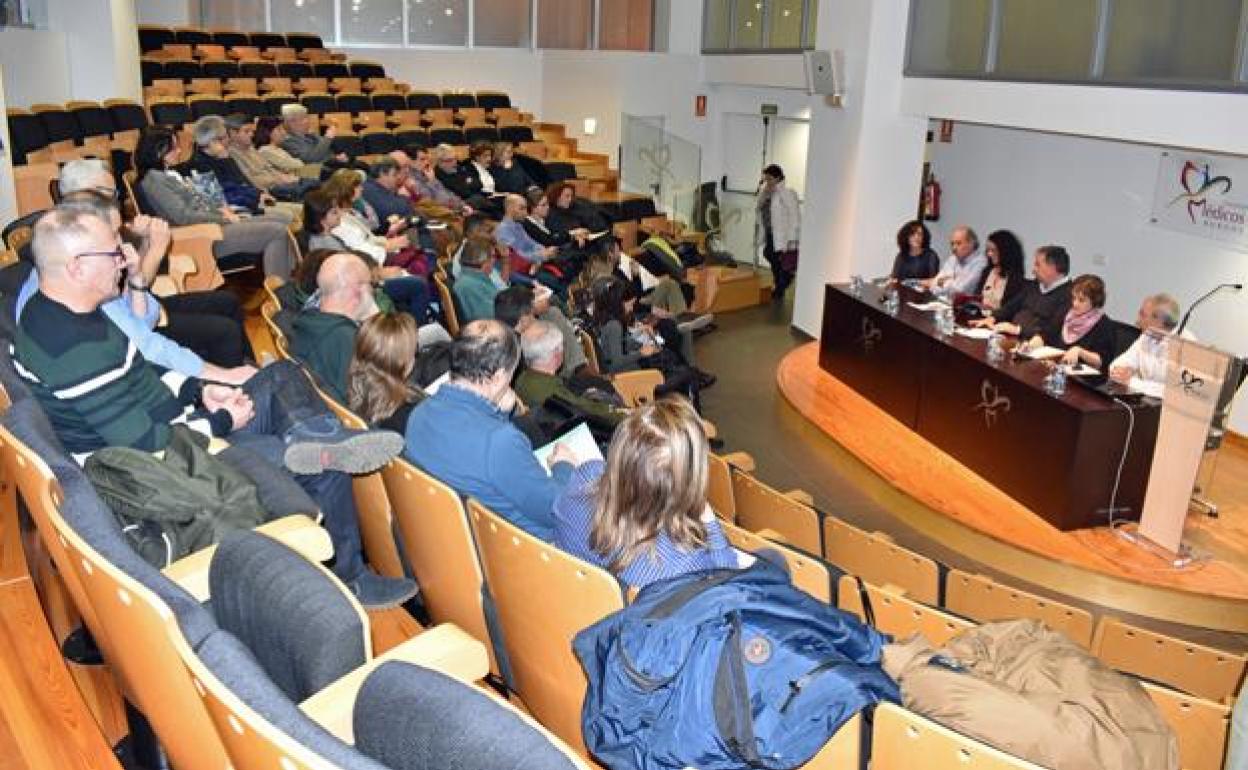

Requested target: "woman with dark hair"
[
  {"left": 523, "top": 188, "right": 590, "bottom": 255},
  {"left": 589, "top": 276, "right": 710, "bottom": 398},
  {"left": 133, "top": 125, "right": 297, "bottom": 278},
  {"left": 552, "top": 397, "right": 736, "bottom": 588},
  {"left": 975, "top": 229, "right": 1026, "bottom": 311},
  {"left": 755, "top": 163, "right": 801, "bottom": 303},
  {"left": 300, "top": 188, "right": 437, "bottom": 326},
  {"left": 547, "top": 181, "right": 608, "bottom": 234},
  {"left": 890, "top": 220, "right": 939, "bottom": 281},
  {"left": 1026, "top": 273, "right": 1115, "bottom": 371}
]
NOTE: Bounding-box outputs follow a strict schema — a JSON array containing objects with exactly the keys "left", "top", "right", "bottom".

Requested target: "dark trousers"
[
  {"left": 226, "top": 360, "right": 366, "bottom": 581},
  {"left": 763, "top": 229, "right": 795, "bottom": 297},
  {"left": 382, "top": 275, "right": 433, "bottom": 323},
  {"left": 161, "top": 290, "right": 253, "bottom": 367}
]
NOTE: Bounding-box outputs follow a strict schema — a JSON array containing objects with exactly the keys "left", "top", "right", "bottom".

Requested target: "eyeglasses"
[{"left": 73, "top": 246, "right": 125, "bottom": 263}]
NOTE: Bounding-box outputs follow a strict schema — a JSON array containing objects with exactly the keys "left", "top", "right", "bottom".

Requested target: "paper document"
[
  {"left": 954, "top": 327, "right": 993, "bottom": 340},
  {"left": 532, "top": 422, "right": 603, "bottom": 475},
  {"left": 586, "top": 230, "right": 609, "bottom": 240},
  {"left": 907, "top": 301, "right": 947, "bottom": 311},
  {"left": 1066, "top": 364, "right": 1101, "bottom": 377},
  {"left": 1020, "top": 345, "right": 1065, "bottom": 360}
]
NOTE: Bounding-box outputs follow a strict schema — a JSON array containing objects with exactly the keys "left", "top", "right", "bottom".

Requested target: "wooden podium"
[{"left": 1137, "top": 332, "right": 1241, "bottom": 554}]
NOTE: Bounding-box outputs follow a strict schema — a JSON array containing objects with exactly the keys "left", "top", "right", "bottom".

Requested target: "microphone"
[{"left": 1177, "top": 282, "right": 1243, "bottom": 335}]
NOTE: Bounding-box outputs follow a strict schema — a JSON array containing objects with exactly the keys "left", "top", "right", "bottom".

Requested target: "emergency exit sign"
[{"left": 760, "top": 104, "right": 779, "bottom": 116}]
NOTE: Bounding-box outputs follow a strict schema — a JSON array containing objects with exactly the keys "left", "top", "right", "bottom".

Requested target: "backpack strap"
[
  {"left": 644, "top": 568, "right": 742, "bottom": 621},
  {"left": 713, "top": 612, "right": 764, "bottom": 768},
  {"left": 853, "top": 575, "right": 876, "bottom": 630}
]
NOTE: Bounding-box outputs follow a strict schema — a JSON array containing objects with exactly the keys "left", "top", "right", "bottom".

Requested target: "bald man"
[
  {"left": 291, "top": 253, "right": 379, "bottom": 403},
  {"left": 14, "top": 208, "right": 416, "bottom": 608},
  {"left": 495, "top": 192, "right": 562, "bottom": 291}
]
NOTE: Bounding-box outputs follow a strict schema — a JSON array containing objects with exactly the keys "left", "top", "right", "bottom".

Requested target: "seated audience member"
[
  {"left": 434, "top": 143, "right": 496, "bottom": 216},
  {"left": 890, "top": 220, "right": 939, "bottom": 282},
  {"left": 497, "top": 194, "right": 563, "bottom": 288},
  {"left": 623, "top": 237, "right": 710, "bottom": 330},
  {"left": 493, "top": 284, "right": 591, "bottom": 379},
  {"left": 1109, "top": 293, "right": 1190, "bottom": 398},
  {"left": 224, "top": 113, "right": 317, "bottom": 202},
  {"left": 548, "top": 181, "right": 607, "bottom": 234},
  {"left": 321, "top": 169, "right": 425, "bottom": 274},
  {"left": 523, "top": 188, "right": 591, "bottom": 255},
  {"left": 973, "top": 245, "right": 1073, "bottom": 339},
  {"left": 553, "top": 397, "right": 735, "bottom": 588},
  {"left": 134, "top": 126, "right": 298, "bottom": 278},
  {"left": 187, "top": 116, "right": 293, "bottom": 222},
  {"left": 254, "top": 116, "right": 319, "bottom": 180},
  {"left": 517, "top": 320, "right": 623, "bottom": 430},
  {"left": 467, "top": 142, "right": 498, "bottom": 196},
  {"left": 406, "top": 145, "right": 473, "bottom": 216},
  {"left": 492, "top": 142, "right": 540, "bottom": 194},
  {"left": 362, "top": 157, "right": 417, "bottom": 224},
  {"left": 923, "top": 224, "right": 986, "bottom": 297},
  {"left": 279, "top": 103, "right": 345, "bottom": 165},
  {"left": 451, "top": 213, "right": 505, "bottom": 285},
  {"left": 28, "top": 160, "right": 252, "bottom": 368},
  {"left": 404, "top": 319, "right": 585, "bottom": 540},
  {"left": 15, "top": 207, "right": 415, "bottom": 607},
  {"left": 13, "top": 190, "right": 253, "bottom": 385},
  {"left": 1025, "top": 274, "right": 1114, "bottom": 371},
  {"left": 293, "top": 252, "right": 449, "bottom": 402},
  {"left": 454, "top": 236, "right": 508, "bottom": 322},
  {"left": 974, "top": 229, "right": 1026, "bottom": 312},
  {"left": 347, "top": 312, "right": 438, "bottom": 433},
  {"left": 590, "top": 276, "right": 711, "bottom": 397}
]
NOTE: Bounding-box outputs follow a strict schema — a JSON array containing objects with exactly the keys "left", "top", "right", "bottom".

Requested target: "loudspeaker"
[{"left": 804, "top": 50, "right": 840, "bottom": 98}]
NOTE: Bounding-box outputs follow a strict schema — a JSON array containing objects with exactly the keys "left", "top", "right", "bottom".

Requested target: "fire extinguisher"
[{"left": 922, "top": 174, "right": 942, "bottom": 221}]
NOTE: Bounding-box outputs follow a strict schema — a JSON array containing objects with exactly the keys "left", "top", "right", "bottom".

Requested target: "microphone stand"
[{"left": 1176, "top": 283, "right": 1242, "bottom": 336}]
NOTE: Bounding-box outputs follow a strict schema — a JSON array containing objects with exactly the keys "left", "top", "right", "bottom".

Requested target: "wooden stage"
[{"left": 778, "top": 341, "right": 1248, "bottom": 632}]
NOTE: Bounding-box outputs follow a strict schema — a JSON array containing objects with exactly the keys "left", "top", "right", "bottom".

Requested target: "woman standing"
[{"left": 756, "top": 164, "right": 801, "bottom": 303}]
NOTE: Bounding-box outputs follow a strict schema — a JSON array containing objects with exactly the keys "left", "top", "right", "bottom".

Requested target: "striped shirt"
[
  {"left": 14, "top": 291, "right": 223, "bottom": 455},
  {"left": 553, "top": 460, "right": 738, "bottom": 588}
]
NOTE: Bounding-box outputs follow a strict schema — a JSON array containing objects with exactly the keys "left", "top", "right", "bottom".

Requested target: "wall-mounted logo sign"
[{"left": 1151, "top": 151, "right": 1248, "bottom": 252}]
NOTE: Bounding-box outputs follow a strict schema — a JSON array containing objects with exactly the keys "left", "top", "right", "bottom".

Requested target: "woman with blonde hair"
[
  {"left": 553, "top": 397, "right": 735, "bottom": 587},
  {"left": 346, "top": 313, "right": 425, "bottom": 433}
]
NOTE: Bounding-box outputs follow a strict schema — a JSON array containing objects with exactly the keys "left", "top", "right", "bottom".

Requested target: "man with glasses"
[
  {"left": 14, "top": 206, "right": 419, "bottom": 609},
  {"left": 20, "top": 159, "right": 253, "bottom": 374},
  {"left": 405, "top": 146, "right": 472, "bottom": 216},
  {"left": 923, "top": 224, "right": 987, "bottom": 298}
]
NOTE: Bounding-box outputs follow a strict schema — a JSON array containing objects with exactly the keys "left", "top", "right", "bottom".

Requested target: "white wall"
[
  {"left": 48, "top": 0, "right": 142, "bottom": 104},
  {"left": 0, "top": 28, "right": 71, "bottom": 108},
  {"left": 343, "top": 47, "right": 543, "bottom": 116},
  {"left": 926, "top": 122, "right": 1248, "bottom": 431},
  {"left": 0, "top": 64, "right": 18, "bottom": 226},
  {"left": 135, "top": 0, "right": 197, "bottom": 26}
]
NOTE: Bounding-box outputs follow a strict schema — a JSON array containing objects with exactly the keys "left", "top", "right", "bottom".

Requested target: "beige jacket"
[{"left": 883, "top": 619, "right": 1177, "bottom": 770}]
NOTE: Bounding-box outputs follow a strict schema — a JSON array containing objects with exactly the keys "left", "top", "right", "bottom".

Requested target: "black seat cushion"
[
  {"left": 209, "top": 530, "right": 366, "bottom": 702},
  {"left": 354, "top": 661, "right": 578, "bottom": 770}
]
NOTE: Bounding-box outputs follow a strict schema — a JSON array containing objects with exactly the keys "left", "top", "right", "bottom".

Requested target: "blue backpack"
[{"left": 574, "top": 560, "right": 899, "bottom": 770}]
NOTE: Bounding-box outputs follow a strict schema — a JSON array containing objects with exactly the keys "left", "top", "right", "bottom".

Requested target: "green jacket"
[
  {"left": 515, "top": 369, "right": 623, "bottom": 428},
  {"left": 291, "top": 309, "right": 357, "bottom": 403}
]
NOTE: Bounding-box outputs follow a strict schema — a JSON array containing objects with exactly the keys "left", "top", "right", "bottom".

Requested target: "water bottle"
[
  {"left": 987, "top": 333, "right": 1003, "bottom": 364},
  {"left": 850, "top": 275, "right": 865, "bottom": 296},
  {"left": 884, "top": 287, "right": 900, "bottom": 315},
  {"left": 1048, "top": 365, "right": 1068, "bottom": 397},
  {"left": 938, "top": 307, "right": 954, "bottom": 336}
]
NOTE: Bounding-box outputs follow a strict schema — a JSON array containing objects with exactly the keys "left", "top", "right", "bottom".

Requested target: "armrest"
[
  {"left": 721, "top": 451, "right": 756, "bottom": 473},
  {"left": 613, "top": 369, "right": 664, "bottom": 408},
  {"left": 755, "top": 527, "right": 790, "bottom": 545},
  {"left": 170, "top": 224, "right": 225, "bottom": 292},
  {"left": 300, "top": 623, "right": 488, "bottom": 742},
  {"left": 162, "top": 514, "right": 331, "bottom": 601}
]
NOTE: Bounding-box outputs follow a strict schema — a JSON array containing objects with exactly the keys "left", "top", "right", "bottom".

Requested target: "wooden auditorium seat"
[
  {"left": 1091, "top": 616, "right": 1246, "bottom": 703},
  {"left": 731, "top": 467, "right": 822, "bottom": 554},
  {"left": 823, "top": 515, "right": 940, "bottom": 605},
  {"left": 721, "top": 521, "right": 833, "bottom": 603},
  {"left": 945, "top": 568, "right": 1094, "bottom": 648}
]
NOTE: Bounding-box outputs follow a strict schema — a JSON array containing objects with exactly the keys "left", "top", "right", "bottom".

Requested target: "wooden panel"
[
  {"left": 1141, "top": 682, "right": 1230, "bottom": 770},
  {"left": 837, "top": 576, "right": 973, "bottom": 647},
  {"left": 823, "top": 516, "right": 940, "bottom": 605},
  {"left": 1092, "top": 616, "right": 1246, "bottom": 702},
  {"left": 536, "top": 0, "right": 592, "bottom": 49},
  {"left": 945, "top": 569, "right": 1094, "bottom": 648},
  {"left": 873, "top": 703, "right": 1048, "bottom": 770},
  {"left": 598, "top": 0, "right": 654, "bottom": 51},
  {"left": 0, "top": 581, "right": 122, "bottom": 770},
  {"left": 731, "top": 468, "right": 822, "bottom": 554},
  {"left": 722, "top": 521, "right": 832, "bottom": 603}
]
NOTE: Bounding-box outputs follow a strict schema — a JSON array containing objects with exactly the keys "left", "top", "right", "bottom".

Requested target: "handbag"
[{"left": 84, "top": 426, "right": 267, "bottom": 567}]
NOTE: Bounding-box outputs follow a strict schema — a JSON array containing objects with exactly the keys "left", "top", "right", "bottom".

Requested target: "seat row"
[
  {"left": 138, "top": 25, "right": 324, "bottom": 53},
  {"left": 141, "top": 58, "right": 390, "bottom": 87},
  {"left": 6, "top": 101, "right": 148, "bottom": 165}
]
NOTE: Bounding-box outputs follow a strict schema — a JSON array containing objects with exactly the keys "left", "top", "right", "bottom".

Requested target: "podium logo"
[
  {"left": 857, "top": 317, "right": 883, "bottom": 353},
  {"left": 1178, "top": 368, "right": 1206, "bottom": 398},
  {"left": 972, "top": 379, "right": 1011, "bottom": 427}
]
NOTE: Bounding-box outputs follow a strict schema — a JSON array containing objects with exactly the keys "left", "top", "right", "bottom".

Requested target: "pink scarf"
[{"left": 1062, "top": 307, "right": 1104, "bottom": 345}]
